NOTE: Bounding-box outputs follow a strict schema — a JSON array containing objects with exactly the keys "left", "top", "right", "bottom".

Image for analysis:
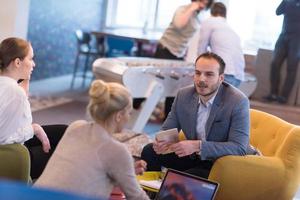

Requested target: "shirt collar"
[{"left": 198, "top": 89, "right": 218, "bottom": 107}]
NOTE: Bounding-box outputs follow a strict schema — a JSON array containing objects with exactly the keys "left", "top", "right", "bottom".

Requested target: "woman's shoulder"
[
  {"left": 65, "top": 120, "right": 89, "bottom": 133},
  {"left": 0, "top": 80, "right": 28, "bottom": 107},
  {"left": 69, "top": 120, "right": 88, "bottom": 127},
  {"left": 0, "top": 78, "right": 26, "bottom": 97}
]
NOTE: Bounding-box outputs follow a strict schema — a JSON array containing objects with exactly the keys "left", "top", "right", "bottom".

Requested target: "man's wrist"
[
  {"left": 195, "top": 140, "right": 201, "bottom": 155},
  {"left": 195, "top": 140, "right": 202, "bottom": 155}
]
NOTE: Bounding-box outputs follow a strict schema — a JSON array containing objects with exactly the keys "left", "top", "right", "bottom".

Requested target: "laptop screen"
[{"left": 155, "top": 169, "right": 219, "bottom": 200}]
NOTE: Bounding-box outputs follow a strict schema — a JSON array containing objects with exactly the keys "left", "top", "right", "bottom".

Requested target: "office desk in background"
[{"left": 91, "top": 28, "right": 162, "bottom": 57}]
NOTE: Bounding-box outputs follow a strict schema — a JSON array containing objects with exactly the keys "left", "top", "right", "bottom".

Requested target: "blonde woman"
[
  {"left": 35, "top": 80, "right": 149, "bottom": 200},
  {"left": 0, "top": 37, "right": 67, "bottom": 179}
]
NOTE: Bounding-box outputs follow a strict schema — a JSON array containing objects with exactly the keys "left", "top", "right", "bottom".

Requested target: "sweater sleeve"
[{"left": 102, "top": 142, "right": 150, "bottom": 200}]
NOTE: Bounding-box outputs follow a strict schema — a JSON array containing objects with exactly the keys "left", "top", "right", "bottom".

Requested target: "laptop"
[{"left": 155, "top": 168, "right": 219, "bottom": 200}]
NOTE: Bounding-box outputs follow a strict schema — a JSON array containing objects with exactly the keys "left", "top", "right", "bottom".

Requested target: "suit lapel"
[
  {"left": 190, "top": 90, "right": 199, "bottom": 140},
  {"left": 205, "top": 84, "right": 224, "bottom": 138}
]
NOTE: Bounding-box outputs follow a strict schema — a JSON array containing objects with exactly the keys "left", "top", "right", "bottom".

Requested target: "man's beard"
[
  {"left": 202, "top": 86, "right": 219, "bottom": 97},
  {"left": 196, "top": 82, "right": 220, "bottom": 97}
]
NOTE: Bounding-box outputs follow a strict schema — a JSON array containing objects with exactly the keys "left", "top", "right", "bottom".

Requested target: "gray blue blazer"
[{"left": 162, "top": 82, "right": 250, "bottom": 160}]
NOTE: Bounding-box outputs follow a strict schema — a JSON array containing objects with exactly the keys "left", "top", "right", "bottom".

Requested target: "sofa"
[{"left": 208, "top": 109, "right": 300, "bottom": 200}]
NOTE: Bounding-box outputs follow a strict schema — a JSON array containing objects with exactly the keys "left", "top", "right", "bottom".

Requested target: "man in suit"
[{"left": 141, "top": 52, "right": 250, "bottom": 178}]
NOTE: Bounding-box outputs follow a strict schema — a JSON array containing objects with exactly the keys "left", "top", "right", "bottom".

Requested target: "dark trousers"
[
  {"left": 141, "top": 143, "right": 214, "bottom": 179},
  {"left": 24, "top": 124, "right": 67, "bottom": 179},
  {"left": 270, "top": 33, "right": 300, "bottom": 98},
  {"left": 154, "top": 43, "right": 183, "bottom": 60}
]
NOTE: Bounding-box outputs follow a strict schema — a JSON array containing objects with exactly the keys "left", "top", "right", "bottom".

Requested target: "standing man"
[
  {"left": 141, "top": 52, "right": 250, "bottom": 178},
  {"left": 265, "top": 0, "right": 300, "bottom": 104},
  {"left": 155, "top": 0, "right": 213, "bottom": 60},
  {"left": 198, "top": 2, "right": 245, "bottom": 87},
  {"left": 154, "top": 0, "right": 213, "bottom": 119}
]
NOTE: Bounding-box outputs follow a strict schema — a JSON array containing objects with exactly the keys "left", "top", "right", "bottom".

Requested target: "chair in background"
[
  {"left": 70, "top": 30, "right": 104, "bottom": 89},
  {"left": 207, "top": 109, "right": 300, "bottom": 200},
  {"left": 105, "top": 36, "right": 136, "bottom": 57},
  {"left": 0, "top": 144, "right": 31, "bottom": 183}
]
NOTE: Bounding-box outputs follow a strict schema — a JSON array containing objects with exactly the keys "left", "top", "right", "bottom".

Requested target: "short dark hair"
[
  {"left": 195, "top": 52, "right": 226, "bottom": 74},
  {"left": 211, "top": 2, "right": 226, "bottom": 17},
  {"left": 206, "top": 0, "right": 214, "bottom": 9},
  {"left": 191, "top": 0, "right": 214, "bottom": 10}
]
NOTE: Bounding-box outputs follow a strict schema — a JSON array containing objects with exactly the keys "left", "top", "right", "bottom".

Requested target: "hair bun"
[{"left": 89, "top": 80, "right": 110, "bottom": 103}]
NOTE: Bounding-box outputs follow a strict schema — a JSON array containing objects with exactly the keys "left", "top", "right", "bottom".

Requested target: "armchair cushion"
[
  {"left": 208, "top": 109, "right": 300, "bottom": 200},
  {"left": 0, "top": 144, "right": 31, "bottom": 183}
]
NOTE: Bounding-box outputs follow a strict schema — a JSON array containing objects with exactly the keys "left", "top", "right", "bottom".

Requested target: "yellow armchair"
[
  {"left": 0, "top": 144, "right": 31, "bottom": 183},
  {"left": 207, "top": 109, "right": 300, "bottom": 200}
]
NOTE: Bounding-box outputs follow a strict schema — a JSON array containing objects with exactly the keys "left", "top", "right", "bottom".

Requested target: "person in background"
[
  {"left": 198, "top": 2, "right": 245, "bottom": 87},
  {"left": 264, "top": 0, "right": 300, "bottom": 104},
  {"left": 35, "top": 80, "right": 149, "bottom": 200},
  {"left": 0, "top": 37, "right": 66, "bottom": 179},
  {"left": 134, "top": 0, "right": 214, "bottom": 119},
  {"left": 154, "top": 0, "right": 213, "bottom": 60},
  {"left": 141, "top": 52, "right": 250, "bottom": 179}
]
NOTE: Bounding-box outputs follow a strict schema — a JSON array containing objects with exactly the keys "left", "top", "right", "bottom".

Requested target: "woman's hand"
[
  {"left": 134, "top": 160, "right": 147, "bottom": 175},
  {"left": 32, "top": 123, "right": 51, "bottom": 153}
]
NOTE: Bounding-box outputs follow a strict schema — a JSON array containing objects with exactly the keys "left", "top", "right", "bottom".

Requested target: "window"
[
  {"left": 105, "top": 0, "right": 190, "bottom": 31},
  {"left": 105, "top": 0, "right": 284, "bottom": 53},
  {"left": 155, "top": 0, "right": 189, "bottom": 29},
  {"left": 226, "top": 0, "right": 283, "bottom": 52}
]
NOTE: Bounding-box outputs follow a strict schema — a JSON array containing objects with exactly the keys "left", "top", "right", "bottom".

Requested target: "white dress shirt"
[
  {"left": 196, "top": 94, "right": 217, "bottom": 141},
  {"left": 198, "top": 16, "right": 245, "bottom": 81},
  {"left": 0, "top": 76, "right": 34, "bottom": 144}
]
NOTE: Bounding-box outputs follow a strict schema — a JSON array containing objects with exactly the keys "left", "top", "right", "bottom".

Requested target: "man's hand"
[
  {"left": 170, "top": 140, "right": 201, "bottom": 157},
  {"left": 190, "top": 2, "right": 203, "bottom": 11},
  {"left": 32, "top": 123, "right": 51, "bottom": 153},
  {"left": 191, "top": 0, "right": 208, "bottom": 11},
  {"left": 134, "top": 160, "right": 147, "bottom": 175},
  {"left": 153, "top": 139, "right": 173, "bottom": 154},
  {"left": 198, "top": 0, "right": 209, "bottom": 10}
]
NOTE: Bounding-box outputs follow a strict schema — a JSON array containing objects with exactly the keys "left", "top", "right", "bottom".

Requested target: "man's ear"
[{"left": 219, "top": 74, "right": 225, "bottom": 82}]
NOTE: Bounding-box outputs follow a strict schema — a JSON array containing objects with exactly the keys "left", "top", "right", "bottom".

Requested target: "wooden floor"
[{"left": 250, "top": 100, "right": 300, "bottom": 125}]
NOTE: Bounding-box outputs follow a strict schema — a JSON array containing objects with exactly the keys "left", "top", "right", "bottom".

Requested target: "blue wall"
[{"left": 28, "top": 0, "right": 105, "bottom": 80}]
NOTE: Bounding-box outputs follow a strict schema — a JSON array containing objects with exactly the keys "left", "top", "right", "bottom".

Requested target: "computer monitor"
[{"left": 155, "top": 168, "right": 219, "bottom": 200}]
